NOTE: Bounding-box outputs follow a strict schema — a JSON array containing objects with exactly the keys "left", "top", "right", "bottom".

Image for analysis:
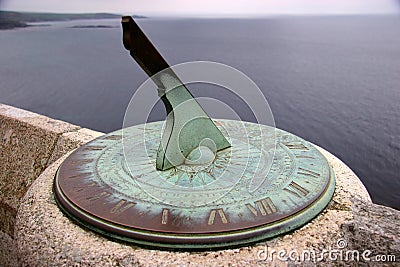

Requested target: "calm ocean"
[{"left": 0, "top": 16, "right": 399, "bottom": 209}]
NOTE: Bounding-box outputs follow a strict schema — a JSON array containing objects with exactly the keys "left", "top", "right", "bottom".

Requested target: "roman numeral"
[
  {"left": 71, "top": 158, "right": 94, "bottom": 164},
  {"left": 83, "top": 145, "right": 106, "bottom": 151},
  {"left": 246, "top": 197, "right": 277, "bottom": 216},
  {"left": 161, "top": 208, "right": 169, "bottom": 224},
  {"left": 103, "top": 135, "right": 122, "bottom": 140},
  {"left": 298, "top": 167, "right": 320, "bottom": 178},
  {"left": 110, "top": 199, "right": 136, "bottom": 215},
  {"left": 68, "top": 172, "right": 91, "bottom": 179},
  {"left": 72, "top": 182, "right": 96, "bottom": 193},
  {"left": 159, "top": 209, "right": 190, "bottom": 226},
  {"left": 284, "top": 182, "right": 309, "bottom": 198},
  {"left": 285, "top": 143, "right": 309, "bottom": 151},
  {"left": 208, "top": 209, "right": 228, "bottom": 225},
  {"left": 86, "top": 191, "right": 111, "bottom": 202}
]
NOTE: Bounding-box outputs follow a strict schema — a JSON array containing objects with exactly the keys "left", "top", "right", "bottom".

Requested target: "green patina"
[{"left": 52, "top": 16, "right": 336, "bottom": 250}]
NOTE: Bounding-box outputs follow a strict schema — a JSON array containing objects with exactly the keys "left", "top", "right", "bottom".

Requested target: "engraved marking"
[
  {"left": 218, "top": 209, "right": 228, "bottom": 224},
  {"left": 245, "top": 203, "right": 258, "bottom": 216},
  {"left": 285, "top": 143, "right": 309, "bottom": 150},
  {"left": 208, "top": 209, "right": 228, "bottom": 225},
  {"left": 71, "top": 159, "right": 94, "bottom": 164},
  {"left": 171, "top": 212, "right": 184, "bottom": 226},
  {"left": 295, "top": 155, "right": 315, "bottom": 159},
  {"left": 298, "top": 167, "right": 320, "bottom": 178},
  {"left": 208, "top": 209, "right": 216, "bottom": 225},
  {"left": 138, "top": 210, "right": 150, "bottom": 217},
  {"left": 68, "top": 172, "right": 91, "bottom": 179},
  {"left": 264, "top": 198, "right": 277, "bottom": 213},
  {"left": 86, "top": 191, "right": 111, "bottom": 202},
  {"left": 72, "top": 182, "right": 96, "bottom": 193},
  {"left": 103, "top": 135, "right": 122, "bottom": 140},
  {"left": 110, "top": 200, "right": 136, "bottom": 215},
  {"left": 256, "top": 201, "right": 267, "bottom": 216},
  {"left": 134, "top": 158, "right": 153, "bottom": 164},
  {"left": 246, "top": 197, "right": 277, "bottom": 216},
  {"left": 161, "top": 208, "right": 169, "bottom": 224},
  {"left": 284, "top": 181, "right": 309, "bottom": 198},
  {"left": 73, "top": 187, "right": 85, "bottom": 193},
  {"left": 136, "top": 161, "right": 152, "bottom": 167},
  {"left": 83, "top": 145, "right": 106, "bottom": 151}
]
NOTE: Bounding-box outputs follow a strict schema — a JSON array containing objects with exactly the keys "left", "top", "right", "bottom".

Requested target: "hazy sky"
[{"left": 2, "top": 0, "right": 400, "bottom": 17}]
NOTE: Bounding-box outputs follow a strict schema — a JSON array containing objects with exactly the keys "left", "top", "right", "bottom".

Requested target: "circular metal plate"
[{"left": 54, "top": 120, "right": 335, "bottom": 250}]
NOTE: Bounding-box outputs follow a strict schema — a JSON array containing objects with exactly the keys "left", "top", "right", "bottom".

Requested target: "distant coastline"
[
  {"left": 69, "top": 25, "right": 117, "bottom": 29},
  {"left": 0, "top": 11, "right": 146, "bottom": 30}
]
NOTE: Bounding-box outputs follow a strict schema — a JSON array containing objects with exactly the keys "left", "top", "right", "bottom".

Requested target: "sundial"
[{"left": 53, "top": 16, "right": 335, "bottom": 250}]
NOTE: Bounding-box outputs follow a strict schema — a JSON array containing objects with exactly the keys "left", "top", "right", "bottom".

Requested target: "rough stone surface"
[
  {"left": 341, "top": 198, "right": 400, "bottom": 265},
  {"left": 15, "top": 145, "right": 399, "bottom": 266},
  {"left": 0, "top": 230, "right": 18, "bottom": 267},
  {"left": 0, "top": 104, "right": 102, "bottom": 267},
  {"left": 0, "top": 104, "right": 100, "bottom": 209},
  {"left": 47, "top": 128, "right": 103, "bottom": 166},
  {"left": 0, "top": 104, "right": 76, "bottom": 235},
  {"left": 1, "top": 104, "right": 398, "bottom": 266}
]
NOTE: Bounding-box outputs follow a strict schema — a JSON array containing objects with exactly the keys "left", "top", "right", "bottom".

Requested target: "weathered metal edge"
[{"left": 53, "top": 162, "right": 335, "bottom": 251}]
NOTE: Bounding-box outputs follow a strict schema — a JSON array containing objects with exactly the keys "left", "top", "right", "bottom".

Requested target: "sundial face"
[
  {"left": 54, "top": 119, "right": 335, "bottom": 249},
  {"left": 54, "top": 16, "right": 335, "bottom": 250}
]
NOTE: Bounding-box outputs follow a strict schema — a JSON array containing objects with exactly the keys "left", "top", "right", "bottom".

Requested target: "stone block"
[
  {"left": 15, "top": 147, "right": 398, "bottom": 266},
  {"left": 0, "top": 104, "right": 77, "bottom": 236},
  {"left": 0, "top": 104, "right": 102, "bottom": 267},
  {"left": 0, "top": 230, "right": 17, "bottom": 267}
]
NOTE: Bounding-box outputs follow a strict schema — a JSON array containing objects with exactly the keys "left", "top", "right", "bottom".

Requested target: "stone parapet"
[
  {"left": 1, "top": 103, "right": 399, "bottom": 266},
  {"left": 0, "top": 104, "right": 102, "bottom": 267}
]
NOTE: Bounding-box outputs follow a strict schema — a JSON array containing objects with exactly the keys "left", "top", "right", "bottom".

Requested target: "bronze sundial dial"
[{"left": 53, "top": 16, "right": 335, "bottom": 250}]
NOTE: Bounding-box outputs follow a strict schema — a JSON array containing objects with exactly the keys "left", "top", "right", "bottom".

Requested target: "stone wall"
[
  {"left": 1, "top": 103, "right": 399, "bottom": 266},
  {"left": 0, "top": 104, "right": 102, "bottom": 266}
]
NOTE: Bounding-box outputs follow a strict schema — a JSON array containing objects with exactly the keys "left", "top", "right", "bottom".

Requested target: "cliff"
[{"left": 0, "top": 11, "right": 145, "bottom": 30}]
